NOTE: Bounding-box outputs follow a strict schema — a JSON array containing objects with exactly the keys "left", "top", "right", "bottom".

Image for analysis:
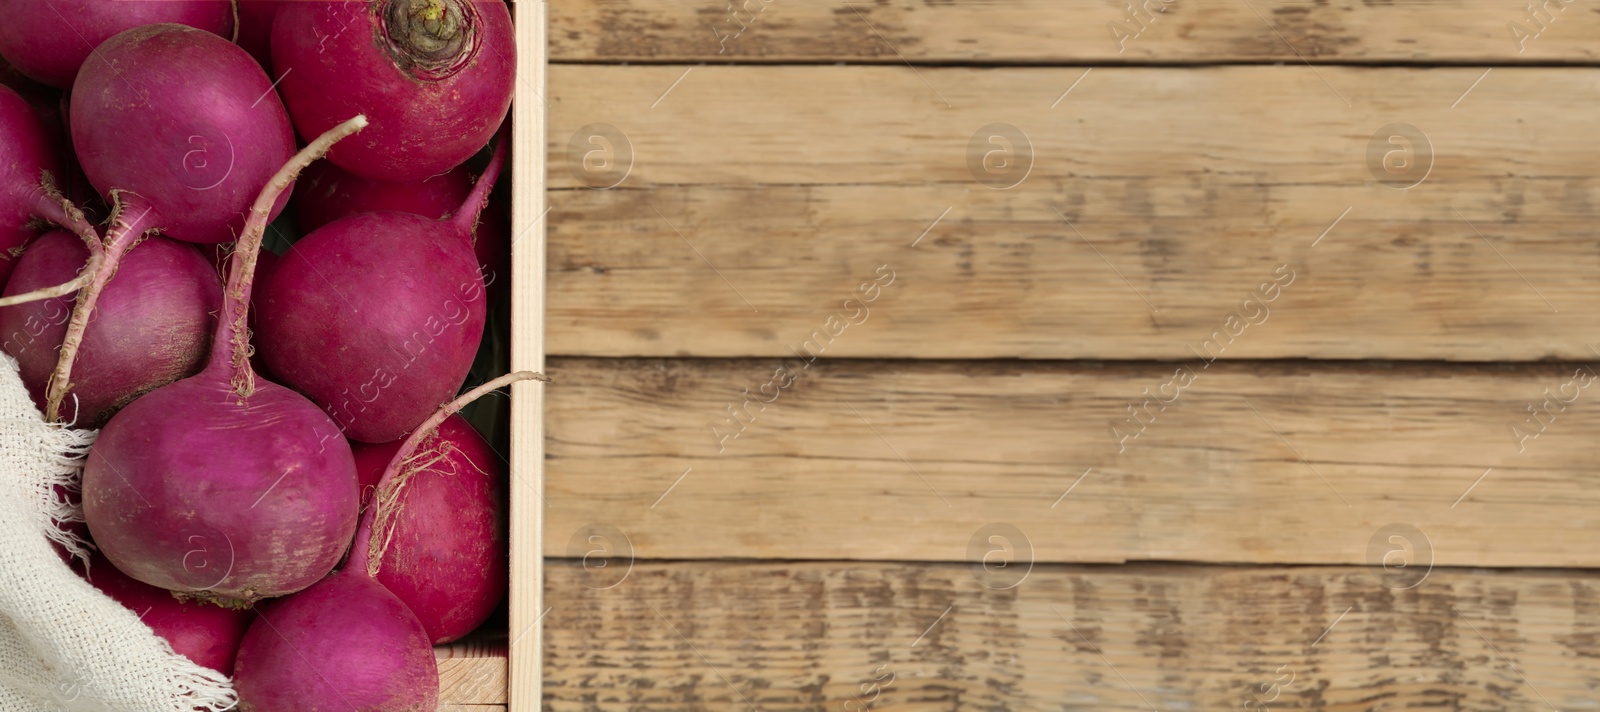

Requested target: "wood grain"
[
  {"left": 436, "top": 632, "right": 509, "bottom": 706},
  {"left": 542, "top": 560, "right": 1600, "bottom": 711},
  {"left": 547, "top": 65, "right": 1600, "bottom": 360},
  {"left": 549, "top": 0, "right": 1600, "bottom": 64},
  {"left": 545, "top": 357, "right": 1600, "bottom": 567},
  {"left": 511, "top": 0, "right": 551, "bottom": 709}
]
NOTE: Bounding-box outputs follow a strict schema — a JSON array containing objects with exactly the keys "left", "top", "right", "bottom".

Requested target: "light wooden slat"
[
  {"left": 543, "top": 560, "right": 1600, "bottom": 710},
  {"left": 550, "top": 0, "right": 1600, "bottom": 63},
  {"left": 545, "top": 357, "right": 1600, "bottom": 567},
  {"left": 436, "top": 633, "right": 508, "bottom": 706},
  {"left": 547, "top": 65, "right": 1600, "bottom": 360},
  {"left": 509, "top": 0, "right": 549, "bottom": 709}
]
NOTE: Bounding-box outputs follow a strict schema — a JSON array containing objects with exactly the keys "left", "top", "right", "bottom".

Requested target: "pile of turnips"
[{"left": 0, "top": 1, "right": 534, "bottom": 709}]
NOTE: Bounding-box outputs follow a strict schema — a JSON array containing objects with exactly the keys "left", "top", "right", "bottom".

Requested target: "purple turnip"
[
  {"left": 71, "top": 23, "right": 296, "bottom": 246},
  {"left": 0, "top": 229, "right": 221, "bottom": 426},
  {"left": 232, "top": 373, "right": 545, "bottom": 711},
  {"left": 255, "top": 129, "right": 508, "bottom": 443},
  {"left": 232, "top": 570, "right": 438, "bottom": 712},
  {"left": 82, "top": 116, "right": 369, "bottom": 607},
  {"left": 35, "top": 23, "right": 297, "bottom": 421},
  {"left": 351, "top": 414, "right": 505, "bottom": 643},
  {"left": 0, "top": 84, "right": 102, "bottom": 306},
  {"left": 235, "top": 1, "right": 285, "bottom": 70},
  {"left": 271, "top": 0, "right": 515, "bottom": 181},
  {"left": 0, "top": 0, "right": 233, "bottom": 88},
  {"left": 293, "top": 158, "right": 510, "bottom": 302},
  {"left": 86, "top": 551, "right": 252, "bottom": 676}
]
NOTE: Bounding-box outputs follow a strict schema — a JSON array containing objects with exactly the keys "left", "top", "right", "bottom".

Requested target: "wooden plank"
[
  {"left": 436, "top": 633, "right": 508, "bottom": 706},
  {"left": 546, "top": 357, "right": 1600, "bottom": 567},
  {"left": 547, "top": 65, "right": 1600, "bottom": 361},
  {"left": 543, "top": 560, "right": 1600, "bottom": 710},
  {"left": 509, "top": 1, "right": 549, "bottom": 710},
  {"left": 549, "top": 0, "right": 1600, "bottom": 64}
]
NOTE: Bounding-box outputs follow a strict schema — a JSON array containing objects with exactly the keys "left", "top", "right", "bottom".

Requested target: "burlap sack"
[{"left": 0, "top": 353, "right": 236, "bottom": 711}]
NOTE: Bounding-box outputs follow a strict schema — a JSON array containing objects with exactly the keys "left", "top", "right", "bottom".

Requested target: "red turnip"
[
  {"left": 86, "top": 552, "right": 251, "bottom": 676},
  {"left": 232, "top": 570, "right": 438, "bottom": 712},
  {"left": 0, "top": 84, "right": 101, "bottom": 305},
  {"left": 352, "top": 414, "right": 504, "bottom": 643},
  {"left": 232, "top": 373, "right": 545, "bottom": 711},
  {"left": 72, "top": 24, "right": 296, "bottom": 246},
  {"left": 255, "top": 130, "right": 508, "bottom": 443},
  {"left": 235, "top": 1, "right": 285, "bottom": 70},
  {"left": 0, "top": 84, "right": 59, "bottom": 289},
  {"left": 82, "top": 117, "right": 369, "bottom": 606},
  {"left": 0, "top": 0, "right": 233, "bottom": 88},
  {"left": 272, "top": 0, "right": 515, "bottom": 181},
  {"left": 294, "top": 159, "right": 510, "bottom": 301},
  {"left": 0, "top": 229, "right": 221, "bottom": 426},
  {"left": 37, "top": 23, "right": 297, "bottom": 421}
]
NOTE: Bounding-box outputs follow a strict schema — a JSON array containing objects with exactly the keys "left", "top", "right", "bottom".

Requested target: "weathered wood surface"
[
  {"left": 545, "top": 357, "right": 1600, "bottom": 567},
  {"left": 542, "top": 560, "right": 1600, "bottom": 710},
  {"left": 550, "top": 0, "right": 1600, "bottom": 63},
  {"left": 546, "top": 65, "right": 1600, "bottom": 361}
]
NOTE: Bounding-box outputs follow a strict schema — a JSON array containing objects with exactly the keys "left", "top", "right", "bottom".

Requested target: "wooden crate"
[
  {"left": 528, "top": 0, "right": 1600, "bottom": 709},
  {"left": 434, "top": 1, "right": 546, "bottom": 709}
]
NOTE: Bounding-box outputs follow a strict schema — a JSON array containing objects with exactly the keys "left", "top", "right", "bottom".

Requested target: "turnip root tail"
[
  {"left": 353, "top": 370, "right": 550, "bottom": 577},
  {"left": 43, "top": 191, "right": 156, "bottom": 422},
  {"left": 214, "top": 114, "right": 368, "bottom": 398},
  {"left": 0, "top": 183, "right": 104, "bottom": 310},
  {"left": 448, "top": 122, "right": 510, "bottom": 237}
]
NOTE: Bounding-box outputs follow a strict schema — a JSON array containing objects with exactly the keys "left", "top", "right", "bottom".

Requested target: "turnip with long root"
[
  {"left": 271, "top": 0, "right": 514, "bottom": 181},
  {"left": 0, "top": 230, "right": 221, "bottom": 426},
  {"left": 32, "top": 23, "right": 297, "bottom": 421},
  {"left": 82, "top": 116, "right": 369, "bottom": 606},
  {"left": 233, "top": 371, "right": 545, "bottom": 711},
  {"left": 256, "top": 126, "right": 510, "bottom": 443},
  {"left": 350, "top": 414, "right": 505, "bottom": 643}
]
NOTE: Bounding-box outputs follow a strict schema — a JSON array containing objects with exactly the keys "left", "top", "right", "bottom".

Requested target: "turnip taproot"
[
  {"left": 0, "top": 229, "right": 220, "bottom": 426},
  {"left": 272, "top": 0, "right": 514, "bottom": 181},
  {"left": 0, "top": 0, "right": 233, "bottom": 88},
  {"left": 256, "top": 129, "right": 508, "bottom": 443},
  {"left": 233, "top": 373, "right": 546, "bottom": 711},
  {"left": 351, "top": 414, "right": 505, "bottom": 643},
  {"left": 82, "top": 117, "right": 369, "bottom": 607}
]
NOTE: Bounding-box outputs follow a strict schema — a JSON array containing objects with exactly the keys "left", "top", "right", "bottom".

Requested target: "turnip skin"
[
  {"left": 271, "top": 0, "right": 514, "bottom": 181},
  {"left": 70, "top": 24, "right": 296, "bottom": 246},
  {"left": 0, "top": 229, "right": 220, "bottom": 426},
  {"left": 351, "top": 414, "right": 506, "bottom": 643},
  {"left": 233, "top": 571, "right": 438, "bottom": 712},
  {"left": 86, "top": 551, "right": 251, "bottom": 676},
  {"left": 293, "top": 160, "right": 510, "bottom": 302},
  {"left": 0, "top": 84, "right": 59, "bottom": 288},
  {"left": 81, "top": 117, "right": 371, "bottom": 607},
  {"left": 83, "top": 374, "right": 360, "bottom": 603},
  {"left": 0, "top": 0, "right": 233, "bottom": 88},
  {"left": 256, "top": 210, "right": 488, "bottom": 443}
]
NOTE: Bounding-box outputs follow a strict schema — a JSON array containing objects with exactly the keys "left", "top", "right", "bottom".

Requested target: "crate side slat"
[{"left": 510, "top": 0, "right": 550, "bottom": 709}]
